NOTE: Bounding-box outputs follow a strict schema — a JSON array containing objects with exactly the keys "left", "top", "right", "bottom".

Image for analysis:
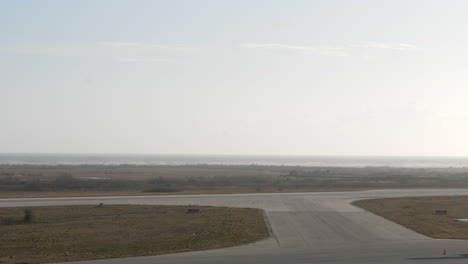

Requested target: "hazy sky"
[{"left": 2, "top": 0, "right": 468, "bottom": 156}]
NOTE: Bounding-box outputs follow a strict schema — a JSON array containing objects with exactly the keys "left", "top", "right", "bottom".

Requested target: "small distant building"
[
  {"left": 433, "top": 209, "right": 447, "bottom": 215},
  {"left": 187, "top": 208, "right": 200, "bottom": 214}
]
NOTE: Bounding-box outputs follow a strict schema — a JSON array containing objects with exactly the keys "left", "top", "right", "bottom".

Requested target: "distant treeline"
[
  {"left": 2, "top": 165, "right": 468, "bottom": 193},
  {"left": 0, "top": 173, "right": 138, "bottom": 192}
]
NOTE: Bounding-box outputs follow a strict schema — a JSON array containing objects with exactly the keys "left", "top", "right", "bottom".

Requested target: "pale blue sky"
[{"left": 2, "top": 0, "right": 468, "bottom": 156}]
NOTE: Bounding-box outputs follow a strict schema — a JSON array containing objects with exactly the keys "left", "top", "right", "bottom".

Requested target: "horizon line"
[{"left": 1, "top": 152, "right": 468, "bottom": 159}]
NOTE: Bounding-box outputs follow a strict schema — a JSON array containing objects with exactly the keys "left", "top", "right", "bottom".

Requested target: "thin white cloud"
[
  {"left": 351, "top": 41, "right": 417, "bottom": 50},
  {"left": 241, "top": 43, "right": 348, "bottom": 56},
  {"left": 240, "top": 42, "right": 417, "bottom": 58}
]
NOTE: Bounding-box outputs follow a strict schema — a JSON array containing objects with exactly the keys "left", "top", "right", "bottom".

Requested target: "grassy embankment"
[
  {"left": 0, "top": 204, "right": 268, "bottom": 264},
  {"left": 354, "top": 196, "right": 468, "bottom": 239},
  {"left": 3, "top": 165, "right": 468, "bottom": 198}
]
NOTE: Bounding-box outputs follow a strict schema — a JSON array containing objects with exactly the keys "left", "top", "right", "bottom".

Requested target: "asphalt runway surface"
[{"left": 3, "top": 189, "right": 468, "bottom": 264}]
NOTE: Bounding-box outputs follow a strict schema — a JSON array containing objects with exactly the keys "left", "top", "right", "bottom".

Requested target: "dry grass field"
[
  {"left": 354, "top": 196, "right": 468, "bottom": 239},
  {"left": 0, "top": 188, "right": 365, "bottom": 199},
  {"left": 3, "top": 164, "right": 468, "bottom": 198},
  {"left": 0, "top": 204, "right": 268, "bottom": 264}
]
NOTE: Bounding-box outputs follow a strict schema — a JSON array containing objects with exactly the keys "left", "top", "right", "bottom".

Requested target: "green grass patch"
[
  {"left": 0, "top": 204, "right": 268, "bottom": 264},
  {"left": 354, "top": 196, "right": 468, "bottom": 239}
]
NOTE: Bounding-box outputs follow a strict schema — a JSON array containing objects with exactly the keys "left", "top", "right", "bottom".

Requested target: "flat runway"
[{"left": 3, "top": 189, "right": 468, "bottom": 264}]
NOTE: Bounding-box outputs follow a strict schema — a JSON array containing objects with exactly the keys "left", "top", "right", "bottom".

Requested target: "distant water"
[{"left": 1, "top": 153, "right": 468, "bottom": 168}]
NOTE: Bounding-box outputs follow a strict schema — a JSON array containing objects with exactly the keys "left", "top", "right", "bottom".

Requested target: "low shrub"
[
  {"left": 1, "top": 216, "right": 22, "bottom": 225},
  {"left": 23, "top": 208, "right": 34, "bottom": 224}
]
